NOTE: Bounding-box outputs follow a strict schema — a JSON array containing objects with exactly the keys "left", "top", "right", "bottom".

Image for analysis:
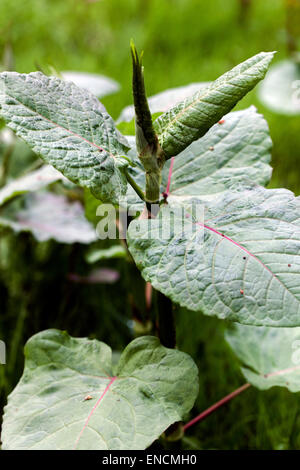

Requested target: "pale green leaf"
[
  {"left": 61, "top": 71, "right": 120, "bottom": 98},
  {"left": 226, "top": 324, "right": 300, "bottom": 392},
  {"left": 2, "top": 330, "right": 199, "bottom": 450},
  {"left": 154, "top": 52, "right": 275, "bottom": 158},
  {"left": 116, "top": 119, "right": 136, "bottom": 136},
  {"left": 86, "top": 245, "right": 127, "bottom": 263},
  {"left": 258, "top": 59, "right": 300, "bottom": 115},
  {"left": 127, "top": 186, "right": 300, "bottom": 326},
  {"left": 0, "top": 128, "right": 36, "bottom": 178},
  {"left": 0, "top": 72, "right": 130, "bottom": 204},
  {"left": 0, "top": 192, "right": 97, "bottom": 244},
  {"left": 117, "top": 82, "right": 210, "bottom": 123},
  {"left": 0, "top": 127, "right": 15, "bottom": 146},
  {"left": 0, "top": 165, "right": 67, "bottom": 206},
  {"left": 126, "top": 108, "right": 272, "bottom": 209}
]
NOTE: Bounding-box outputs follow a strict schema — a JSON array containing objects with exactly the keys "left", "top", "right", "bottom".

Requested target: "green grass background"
[{"left": 0, "top": 0, "right": 300, "bottom": 450}]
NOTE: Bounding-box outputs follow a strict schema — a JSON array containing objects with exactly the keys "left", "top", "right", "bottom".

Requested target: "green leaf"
[
  {"left": 0, "top": 192, "right": 97, "bottom": 244},
  {"left": 126, "top": 107, "right": 272, "bottom": 208},
  {"left": 161, "top": 106, "right": 272, "bottom": 198},
  {"left": 130, "top": 42, "right": 159, "bottom": 156},
  {"left": 0, "top": 128, "right": 36, "bottom": 179},
  {"left": 61, "top": 71, "right": 120, "bottom": 98},
  {"left": 127, "top": 185, "right": 300, "bottom": 327},
  {"left": 84, "top": 188, "right": 102, "bottom": 226},
  {"left": 154, "top": 52, "right": 275, "bottom": 158},
  {"left": 0, "top": 72, "right": 130, "bottom": 204},
  {"left": 117, "top": 82, "right": 210, "bottom": 124},
  {"left": 226, "top": 324, "right": 300, "bottom": 392},
  {"left": 116, "top": 119, "right": 136, "bottom": 136},
  {"left": 258, "top": 59, "right": 300, "bottom": 115},
  {"left": 123, "top": 136, "right": 146, "bottom": 211},
  {"left": 0, "top": 165, "right": 67, "bottom": 206},
  {"left": 86, "top": 245, "right": 127, "bottom": 264},
  {"left": 2, "top": 330, "right": 199, "bottom": 450}
]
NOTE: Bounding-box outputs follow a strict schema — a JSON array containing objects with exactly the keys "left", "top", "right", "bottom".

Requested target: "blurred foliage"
[{"left": 0, "top": 0, "right": 300, "bottom": 449}]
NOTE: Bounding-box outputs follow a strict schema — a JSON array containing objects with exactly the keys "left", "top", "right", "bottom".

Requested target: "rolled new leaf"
[{"left": 154, "top": 51, "right": 275, "bottom": 158}]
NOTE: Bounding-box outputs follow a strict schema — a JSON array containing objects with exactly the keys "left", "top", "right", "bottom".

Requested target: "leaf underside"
[
  {"left": 2, "top": 330, "right": 198, "bottom": 450},
  {"left": 258, "top": 60, "right": 300, "bottom": 115},
  {"left": 0, "top": 72, "right": 130, "bottom": 204},
  {"left": 126, "top": 107, "right": 272, "bottom": 210},
  {"left": 0, "top": 192, "right": 97, "bottom": 244},
  {"left": 61, "top": 71, "right": 120, "bottom": 98},
  {"left": 127, "top": 185, "right": 300, "bottom": 327}
]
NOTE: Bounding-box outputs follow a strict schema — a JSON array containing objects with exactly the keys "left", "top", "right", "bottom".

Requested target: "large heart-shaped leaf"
[
  {"left": 258, "top": 60, "right": 300, "bottom": 115},
  {"left": 226, "top": 324, "right": 300, "bottom": 392},
  {"left": 154, "top": 52, "right": 275, "bottom": 158},
  {"left": 0, "top": 165, "right": 67, "bottom": 206},
  {"left": 1, "top": 330, "right": 198, "bottom": 450},
  {"left": 126, "top": 107, "right": 272, "bottom": 210},
  {"left": 0, "top": 192, "right": 97, "bottom": 244},
  {"left": 0, "top": 72, "right": 130, "bottom": 204},
  {"left": 127, "top": 185, "right": 300, "bottom": 326},
  {"left": 61, "top": 71, "right": 120, "bottom": 98}
]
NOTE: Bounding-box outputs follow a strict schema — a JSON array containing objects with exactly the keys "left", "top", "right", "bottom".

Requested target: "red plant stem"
[{"left": 183, "top": 383, "right": 251, "bottom": 432}]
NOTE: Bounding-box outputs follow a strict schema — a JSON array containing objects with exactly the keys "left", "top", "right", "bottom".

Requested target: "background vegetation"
[{"left": 0, "top": 0, "right": 299, "bottom": 449}]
